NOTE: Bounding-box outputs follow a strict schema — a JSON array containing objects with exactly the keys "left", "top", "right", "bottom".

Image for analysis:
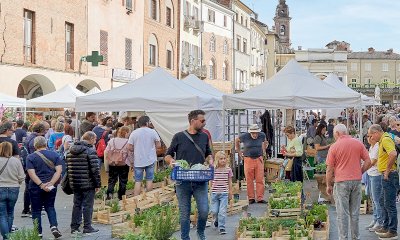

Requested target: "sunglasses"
[{"left": 198, "top": 119, "right": 206, "bottom": 123}]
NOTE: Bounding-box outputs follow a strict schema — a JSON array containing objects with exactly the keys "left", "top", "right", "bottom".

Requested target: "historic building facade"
[
  {"left": 201, "top": 0, "right": 234, "bottom": 93},
  {"left": 143, "top": 0, "right": 179, "bottom": 77},
  {"left": 0, "top": 0, "right": 110, "bottom": 99},
  {"left": 250, "top": 18, "right": 268, "bottom": 87}
]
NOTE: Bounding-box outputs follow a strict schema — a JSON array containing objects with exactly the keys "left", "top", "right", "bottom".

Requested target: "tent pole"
[
  {"left": 238, "top": 110, "right": 241, "bottom": 182},
  {"left": 75, "top": 112, "right": 80, "bottom": 140},
  {"left": 346, "top": 108, "right": 349, "bottom": 130},
  {"left": 359, "top": 107, "right": 362, "bottom": 141},
  {"left": 222, "top": 109, "right": 226, "bottom": 153}
]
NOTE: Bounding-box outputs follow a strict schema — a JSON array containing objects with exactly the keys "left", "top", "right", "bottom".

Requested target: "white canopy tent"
[
  {"left": 26, "top": 84, "right": 85, "bottom": 108},
  {"left": 182, "top": 74, "right": 224, "bottom": 141},
  {"left": 76, "top": 68, "right": 223, "bottom": 146},
  {"left": 223, "top": 59, "right": 362, "bottom": 110},
  {"left": 85, "top": 87, "right": 102, "bottom": 95},
  {"left": 0, "top": 93, "right": 26, "bottom": 108}
]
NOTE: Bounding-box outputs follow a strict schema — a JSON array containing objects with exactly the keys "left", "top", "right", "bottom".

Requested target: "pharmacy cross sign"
[{"left": 81, "top": 51, "right": 104, "bottom": 67}]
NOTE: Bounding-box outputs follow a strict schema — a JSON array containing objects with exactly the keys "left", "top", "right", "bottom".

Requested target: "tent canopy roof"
[
  {"left": 223, "top": 59, "right": 362, "bottom": 109},
  {"left": 76, "top": 68, "right": 222, "bottom": 112},
  {"left": 0, "top": 93, "right": 26, "bottom": 107},
  {"left": 27, "top": 84, "right": 84, "bottom": 108}
]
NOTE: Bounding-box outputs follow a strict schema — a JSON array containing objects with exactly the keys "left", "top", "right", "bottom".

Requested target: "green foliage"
[
  {"left": 8, "top": 220, "right": 40, "bottom": 240},
  {"left": 270, "top": 198, "right": 300, "bottom": 209},
  {"left": 124, "top": 233, "right": 154, "bottom": 240},
  {"left": 238, "top": 218, "right": 300, "bottom": 237},
  {"left": 153, "top": 168, "right": 172, "bottom": 183},
  {"left": 271, "top": 181, "right": 302, "bottom": 197},
  {"left": 130, "top": 204, "right": 179, "bottom": 240},
  {"left": 126, "top": 180, "right": 134, "bottom": 190},
  {"left": 175, "top": 160, "right": 190, "bottom": 169},
  {"left": 95, "top": 186, "right": 107, "bottom": 200},
  {"left": 305, "top": 204, "right": 328, "bottom": 227},
  {"left": 107, "top": 199, "right": 121, "bottom": 213},
  {"left": 315, "top": 163, "right": 327, "bottom": 173}
]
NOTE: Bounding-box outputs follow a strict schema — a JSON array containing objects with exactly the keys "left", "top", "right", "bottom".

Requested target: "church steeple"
[{"left": 274, "top": 0, "right": 291, "bottom": 48}]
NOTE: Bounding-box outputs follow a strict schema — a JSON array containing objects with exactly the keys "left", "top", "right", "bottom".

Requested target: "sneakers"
[
  {"left": 219, "top": 229, "right": 227, "bottom": 235},
  {"left": 213, "top": 220, "right": 218, "bottom": 228},
  {"left": 50, "top": 226, "right": 62, "bottom": 239},
  {"left": 205, "top": 221, "right": 212, "bottom": 227},
  {"left": 21, "top": 210, "right": 31, "bottom": 218},
  {"left": 376, "top": 228, "right": 389, "bottom": 236},
  {"left": 71, "top": 229, "right": 82, "bottom": 235},
  {"left": 196, "top": 232, "right": 207, "bottom": 240},
  {"left": 366, "top": 220, "right": 376, "bottom": 229},
  {"left": 83, "top": 227, "right": 99, "bottom": 235},
  {"left": 11, "top": 225, "right": 19, "bottom": 233},
  {"left": 38, "top": 234, "right": 43, "bottom": 239},
  {"left": 379, "top": 232, "right": 398, "bottom": 239},
  {"left": 257, "top": 200, "right": 268, "bottom": 204},
  {"left": 248, "top": 199, "right": 256, "bottom": 204},
  {"left": 370, "top": 224, "right": 384, "bottom": 232}
]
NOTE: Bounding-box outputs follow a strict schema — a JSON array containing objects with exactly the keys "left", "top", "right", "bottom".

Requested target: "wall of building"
[
  {"left": 250, "top": 23, "right": 266, "bottom": 87},
  {"left": 87, "top": 0, "right": 144, "bottom": 80},
  {"left": 143, "top": 0, "right": 179, "bottom": 77}
]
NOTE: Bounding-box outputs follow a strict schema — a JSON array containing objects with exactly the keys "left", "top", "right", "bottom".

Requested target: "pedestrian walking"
[
  {"left": 314, "top": 124, "right": 331, "bottom": 164},
  {"left": 365, "top": 134, "right": 384, "bottom": 232},
  {"left": 368, "top": 124, "right": 398, "bottom": 239},
  {"left": 165, "top": 110, "right": 213, "bottom": 240},
  {"left": 282, "top": 126, "right": 303, "bottom": 182},
  {"left": 326, "top": 124, "right": 371, "bottom": 240},
  {"left": 210, "top": 151, "right": 232, "bottom": 235},
  {"left": 66, "top": 131, "right": 101, "bottom": 235},
  {"left": 79, "top": 112, "right": 96, "bottom": 137},
  {"left": 105, "top": 126, "right": 131, "bottom": 200},
  {"left": 235, "top": 124, "right": 268, "bottom": 204},
  {"left": 0, "top": 142, "right": 25, "bottom": 240},
  {"left": 128, "top": 116, "right": 160, "bottom": 196},
  {"left": 26, "top": 136, "right": 63, "bottom": 239}
]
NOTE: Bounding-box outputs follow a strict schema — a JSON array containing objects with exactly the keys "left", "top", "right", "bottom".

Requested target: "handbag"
[
  {"left": 61, "top": 171, "right": 73, "bottom": 195},
  {"left": 284, "top": 158, "right": 294, "bottom": 171},
  {"left": 35, "top": 151, "right": 61, "bottom": 185}
]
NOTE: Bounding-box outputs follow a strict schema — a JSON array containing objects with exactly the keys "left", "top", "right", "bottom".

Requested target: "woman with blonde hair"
[
  {"left": 48, "top": 122, "right": 65, "bottom": 151},
  {"left": 104, "top": 126, "right": 131, "bottom": 200},
  {"left": 0, "top": 142, "right": 25, "bottom": 239}
]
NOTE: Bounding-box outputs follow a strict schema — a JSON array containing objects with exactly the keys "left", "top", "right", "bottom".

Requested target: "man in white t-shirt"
[{"left": 128, "top": 116, "right": 161, "bottom": 196}]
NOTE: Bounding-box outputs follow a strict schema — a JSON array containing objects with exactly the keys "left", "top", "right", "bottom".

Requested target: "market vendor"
[
  {"left": 282, "top": 126, "right": 303, "bottom": 182},
  {"left": 235, "top": 124, "right": 268, "bottom": 204}
]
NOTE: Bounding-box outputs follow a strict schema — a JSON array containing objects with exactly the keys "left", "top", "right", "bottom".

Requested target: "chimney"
[
  {"left": 298, "top": 46, "right": 302, "bottom": 50},
  {"left": 387, "top": 48, "right": 393, "bottom": 54},
  {"left": 368, "top": 47, "right": 375, "bottom": 53}
]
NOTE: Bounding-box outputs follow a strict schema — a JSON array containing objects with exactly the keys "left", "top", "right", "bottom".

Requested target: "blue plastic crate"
[{"left": 171, "top": 166, "right": 214, "bottom": 182}]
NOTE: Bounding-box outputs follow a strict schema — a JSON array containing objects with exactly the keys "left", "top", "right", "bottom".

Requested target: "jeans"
[
  {"left": 369, "top": 175, "right": 384, "bottom": 226},
  {"left": 0, "top": 187, "right": 19, "bottom": 239},
  {"left": 176, "top": 181, "right": 209, "bottom": 240},
  {"left": 71, "top": 189, "right": 95, "bottom": 230},
  {"left": 23, "top": 175, "right": 31, "bottom": 212},
  {"left": 134, "top": 163, "right": 155, "bottom": 181},
  {"left": 381, "top": 171, "right": 399, "bottom": 233},
  {"left": 210, "top": 192, "right": 228, "bottom": 230},
  {"left": 333, "top": 180, "right": 362, "bottom": 240},
  {"left": 107, "top": 165, "right": 129, "bottom": 200},
  {"left": 29, "top": 186, "right": 58, "bottom": 234}
]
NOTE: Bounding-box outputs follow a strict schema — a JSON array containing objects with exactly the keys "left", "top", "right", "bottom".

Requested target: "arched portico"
[{"left": 17, "top": 74, "right": 56, "bottom": 99}]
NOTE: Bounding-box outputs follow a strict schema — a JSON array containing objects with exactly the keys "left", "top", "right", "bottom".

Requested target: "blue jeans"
[
  {"left": 211, "top": 192, "right": 228, "bottom": 230},
  {"left": 369, "top": 175, "right": 384, "bottom": 225},
  {"left": 29, "top": 186, "right": 58, "bottom": 234},
  {"left": 176, "top": 181, "right": 209, "bottom": 240},
  {"left": 381, "top": 171, "right": 399, "bottom": 233},
  {"left": 134, "top": 163, "right": 155, "bottom": 182},
  {"left": 71, "top": 189, "right": 95, "bottom": 230},
  {"left": 0, "top": 187, "right": 19, "bottom": 239}
]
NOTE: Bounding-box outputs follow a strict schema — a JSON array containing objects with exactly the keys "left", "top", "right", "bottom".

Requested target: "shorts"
[{"left": 134, "top": 163, "right": 155, "bottom": 182}]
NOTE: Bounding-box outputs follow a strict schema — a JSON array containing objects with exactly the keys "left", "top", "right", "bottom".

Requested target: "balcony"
[{"left": 181, "top": 62, "right": 207, "bottom": 79}]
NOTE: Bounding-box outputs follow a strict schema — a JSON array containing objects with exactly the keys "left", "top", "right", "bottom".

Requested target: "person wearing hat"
[{"left": 235, "top": 124, "right": 268, "bottom": 204}]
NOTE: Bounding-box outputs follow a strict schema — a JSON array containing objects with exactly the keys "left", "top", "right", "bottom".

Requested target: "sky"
[{"left": 241, "top": 0, "right": 400, "bottom": 53}]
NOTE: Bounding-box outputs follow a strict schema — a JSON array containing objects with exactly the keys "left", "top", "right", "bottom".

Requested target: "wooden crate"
[
  {"left": 213, "top": 141, "right": 234, "bottom": 155},
  {"left": 265, "top": 158, "right": 284, "bottom": 182},
  {"left": 228, "top": 199, "right": 249, "bottom": 216},
  {"left": 146, "top": 185, "right": 176, "bottom": 204},
  {"left": 269, "top": 192, "right": 301, "bottom": 201},
  {"left": 267, "top": 207, "right": 302, "bottom": 218},
  {"left": 111, "top": 221, "right": 138, "bottom": 239},
  {"left": 313, "top": 218, "right": 330, "bottom": 240},
  {"left": 273, "top": 227, "right": 313, "bottom": 240},
  {"left": 238, "top": 229, "right": 274, "bottom": 240},
  {"left": 96, "top": 208, "right": 127, "bottom": 225},
  {"left": 360, "top": 200, "right": 367, "bottom": 215}
]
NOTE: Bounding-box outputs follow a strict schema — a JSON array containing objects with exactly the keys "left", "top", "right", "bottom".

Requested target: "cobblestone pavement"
[{"left": 8, "top": 180, "right": 399, "bottom": 240}]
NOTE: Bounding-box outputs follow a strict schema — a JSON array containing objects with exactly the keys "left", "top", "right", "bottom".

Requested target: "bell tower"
[{"left": 274, "top": 0, "right": 291, "bottom": 48}]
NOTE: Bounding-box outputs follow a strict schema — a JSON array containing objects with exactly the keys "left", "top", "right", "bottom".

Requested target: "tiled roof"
[{"left": 348, "top": 51, "right": 400, "bottom": 60}]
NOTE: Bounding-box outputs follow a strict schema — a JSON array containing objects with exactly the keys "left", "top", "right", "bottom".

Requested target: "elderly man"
[
  {"left": 326, "top": 124, "right": 371, "bottom": 240},
  {"left": 235, "top": 124, "right": 268, "bottom": 204},
  {"left": 368, "top": 124, "right": 398, "bottom": 239}
]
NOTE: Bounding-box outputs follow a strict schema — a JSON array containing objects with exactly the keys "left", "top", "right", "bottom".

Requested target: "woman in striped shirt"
[{"left": 210, "top": 151, "right": 232, "bottom": 235}]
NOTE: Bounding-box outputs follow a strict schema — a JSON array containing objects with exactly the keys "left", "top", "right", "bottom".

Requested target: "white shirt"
[
  {"left": 367, "top": 142, "right": 381, "bottom": 176},
  {"left": 128, "top": 127, "right": 160, "bottom": 168}
]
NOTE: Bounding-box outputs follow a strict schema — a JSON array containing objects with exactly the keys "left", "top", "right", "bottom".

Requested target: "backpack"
[
  {"left": 19, "top": 145, "right": 28, "bottom": 170},
  {"left": 106, "top": 139, "right": 129, "bottom": 166},
  {"left": 96, "top": 130, "right": 108, "bottom": 158},
  {"left": 55, "top": 137, "right": 63, "bottom": 151}
]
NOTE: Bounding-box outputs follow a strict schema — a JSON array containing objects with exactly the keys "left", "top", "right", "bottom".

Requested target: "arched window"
[
  {"left": 165, "top": 0, "right": 174, "bottom": 28},
  {"left": 149, "top": 0, "right": 160, "bottom": 21},
  {"left": 209, "top": 59, "right": 216, "bottom": 80},
  {"left": 209, "top": 35, "right": 216, "bottom": 52},
  {"left": 148, "top": 33, "right": 158, "bottom": 66},
  {"left": 223, "top": 40, "right": 228, "bottom": 55},
  {"left": 280, "top": 25, "right": 285, "bottom": 35},
  {"left": 222, "top": 61, "right": 228, "bottom": 81},
  {"left": 166, "top": 42, "right": 174, "bottom": 70}
]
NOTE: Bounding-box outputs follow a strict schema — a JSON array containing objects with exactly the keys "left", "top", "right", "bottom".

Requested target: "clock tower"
[{"left": 274, "top": 0, "right": 291, "bottom": 48}]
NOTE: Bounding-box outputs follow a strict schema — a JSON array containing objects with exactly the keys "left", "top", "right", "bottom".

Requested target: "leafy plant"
[
  {"left": 153, "top": 168, "right": 172, "bottom": 183},
  {"left": 270, "top": 198, "right": 300, "bottom": 209},
  {"left": 315, "top": 163, "right": 327, "bottom": 173},
  {"left": 126, "top": 180, "right": 134, "bottom": 190},
  {"left": 271, "top": 181, "right": 302, "bottom": 197},
  {"left": 175, "top": 160, "right": 190, "bottom": 169},
  {"left": 305, "top": 204, "right": 328, "bottom": 228},
  {"left": 124, "top": 233, "right": 154, "bottom": 240},
  {"left": 108, "top": 199, "right": 121, "bottom": 213},
  {"left": 8, "top": 220, "right": 40, "bottom": 240},
  {"left": 95, "top": 186, "right": 107, "bottom": 200}
]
